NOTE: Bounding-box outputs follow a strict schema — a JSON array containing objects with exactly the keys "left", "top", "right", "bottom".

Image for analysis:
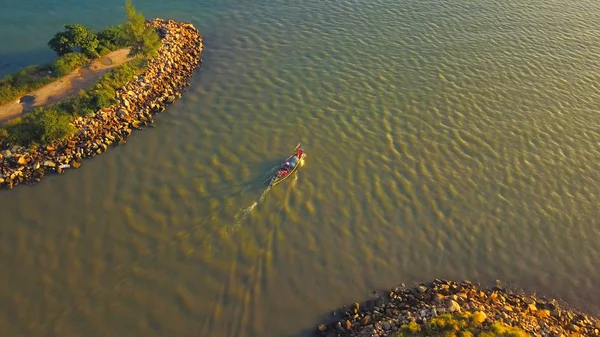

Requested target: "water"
[{"left": 1, "top": 0, "right": 600, "bottom": 336}]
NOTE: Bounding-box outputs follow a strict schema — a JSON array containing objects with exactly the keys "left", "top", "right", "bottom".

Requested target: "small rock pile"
[
  {"left": 0, "top": 18, "right": 204, "bottom": 189},
  {"left": 317, "top": 279, "right": 600, "bottom": 337}
]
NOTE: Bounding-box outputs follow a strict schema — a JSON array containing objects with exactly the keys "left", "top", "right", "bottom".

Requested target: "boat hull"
[{"left": 267, "top": 144, "right": 305, "bottom": 187}]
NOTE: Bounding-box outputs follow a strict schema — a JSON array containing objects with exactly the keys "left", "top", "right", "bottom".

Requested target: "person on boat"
[
  {"left": 296, "top": 148, "right": 304, "bottom": 158},
  {"left": 283, "top": 162, "right": 291, "bottom": 171},
  {"left": 279, "top": 169, "right": 287, "bottom": 177}
]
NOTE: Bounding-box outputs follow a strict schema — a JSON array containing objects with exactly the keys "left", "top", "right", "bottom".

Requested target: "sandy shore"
[{"left": 0, "top": 48, "right": 133, "bottom": 123}]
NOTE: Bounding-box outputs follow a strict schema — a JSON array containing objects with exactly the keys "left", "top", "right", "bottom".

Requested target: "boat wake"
[
  {"left": 224, "top": 144, "right": 305, "bottom": 236},
  {"left": 231, "top": 185, "right": 271, "bottom": 231}
]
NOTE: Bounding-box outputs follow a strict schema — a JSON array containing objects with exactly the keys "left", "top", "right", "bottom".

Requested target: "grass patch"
[
  {"left": 394, "top": 311, "right": 528, "bottom": 337},
  {"left": 0, "top": 65, "right": 55, "bottom": 106}
]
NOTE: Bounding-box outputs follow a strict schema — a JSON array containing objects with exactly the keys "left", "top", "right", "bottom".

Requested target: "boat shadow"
[{"left": 194, "top": 158, "right": 284, "bottom": 199}]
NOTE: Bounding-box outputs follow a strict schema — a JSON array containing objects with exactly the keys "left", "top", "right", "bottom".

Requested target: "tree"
[
  {"left": 122, "top": 0, "right": 161, "bottom": 57},
  {"left": 48, "top": 24, "right": 100, "bottom": 58},
  {"left": 97, "top": 25, "right": 128, "bottom": 50},
  {"left": 48, "top": 31, "right": 72, "bottom": 56}
]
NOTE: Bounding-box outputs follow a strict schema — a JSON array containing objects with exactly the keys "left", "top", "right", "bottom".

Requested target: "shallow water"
[{"left": 1, "top": 0, "right": 600, "bottom": 336}]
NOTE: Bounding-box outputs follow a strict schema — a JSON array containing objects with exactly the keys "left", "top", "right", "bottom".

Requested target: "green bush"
[
  {"left": 394, "top": 312, "right": 528, "bottom": 337},
  {"left": 0, "top": 108, "right": 76, "bottom": 146},
  {"left": 97, "top": 25, "right": 128, "bottom": 51},
  {"left": 51, "top": 52, "right": 90, "bottom": 76}
]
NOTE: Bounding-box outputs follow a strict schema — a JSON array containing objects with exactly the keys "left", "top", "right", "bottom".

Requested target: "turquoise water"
[{"left": 1, "top": 0, "right": 600, "bottom": 336}]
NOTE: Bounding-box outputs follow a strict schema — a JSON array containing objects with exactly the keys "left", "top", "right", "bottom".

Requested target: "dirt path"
[{"left": 0, "top": 48, "right": 133, "bottom": 123}]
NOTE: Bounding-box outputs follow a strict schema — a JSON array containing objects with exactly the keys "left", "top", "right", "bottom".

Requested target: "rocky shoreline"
[
  {"left": 316, "top": 279, "right": 600, "bottom": 337},
  {"left": 0, "top": 18, "right": 204, "bottom": 189}
]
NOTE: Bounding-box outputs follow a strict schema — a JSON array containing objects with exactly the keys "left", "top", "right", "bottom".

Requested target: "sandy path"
[{"left": 0, "top": 48, "right": 133, "bottom": 123}]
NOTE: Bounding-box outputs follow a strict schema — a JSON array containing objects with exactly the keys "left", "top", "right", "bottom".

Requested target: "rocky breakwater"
[
  {"left": 316, "top": 279, "right": 600, "bottom": 337},
  {"left": 0, "top": 18, "right": 204, "bottom": 189}
]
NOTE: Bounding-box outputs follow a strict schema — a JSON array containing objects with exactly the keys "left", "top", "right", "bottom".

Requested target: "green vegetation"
[
  {"left": 0, "top": 59, "right": 145, "bottom": 146},
  {"left": 0, "top": 0, "right": 159, "bottom": 107},
  {"left": 1, "top": 108, "right": 77, "bottom": 146},
  {"left": 58, "top": 58, "right": 145, "bottom": 116},
  {"left": 0, "top": 0, "right": 161, "bottom": 147},
  {"left": 48, "top": 24, "right": 102, "bottom": 58},
  {"left": 123, "top": 0, "right": 161, "bottom": 57},
  {"left": 0, "top": 53, "right": 91, "bottom": 105},
  {"left": 394, "top": 312, "right": 528, "bottom": 337}
]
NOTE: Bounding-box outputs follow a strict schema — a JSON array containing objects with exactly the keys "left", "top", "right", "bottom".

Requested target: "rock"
[
  {"left": 418, "top": 285, "right": 427, "bottom": 293},
  {"left": 472, "top": 311, "right": 487, "bottom": 324},
  {"left": 17, "top": 156, "right": 27, "bottom": 165},
  {"left": 448, "top": 300, "right": 461, "bottom": 312},
  {"left": 1, "top": 150, "right": 11, "bottom": 158},
  {"left": 317, "top": 324, "right": 327, "bottom": 332},
  {"left": 71, "top": 162, "right": 81, "bottom": 169},
  {"left": 523, "top": 297, "right": 535, "bottom": 305},
  {"left": 361, "top": 315, "right": 371, "bottom": 325},
  {"left": 383, "top": 322, "right": 390, "bottom": 330},
  {"left": 536, "top": 309, "right": 550, "bottom": 319},
  {"left": 166, "top": 95, "right": 176, "bottom": 103},
  {"left": 345, "top": 320, "right": 351, "bottom": 330},
  {"left": 43, "top": 160, "right": 56, "bottom": 168}
]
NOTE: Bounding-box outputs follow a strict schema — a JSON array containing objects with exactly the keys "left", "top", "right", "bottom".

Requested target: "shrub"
[
  {"left": 51, "top": 52, "right": 90, "bottom": 76},
  {"left": 48, "top": 24, "right": 100, "bottom": 58},
  {"left": 394, "top": 311, "right": 528, "bottom": 337},
  {"left": 97, "top": 25, "right": 128, "bottom": 51},
  {"left": 0, "top": 108, "right": 76, "bottom": 146}
]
